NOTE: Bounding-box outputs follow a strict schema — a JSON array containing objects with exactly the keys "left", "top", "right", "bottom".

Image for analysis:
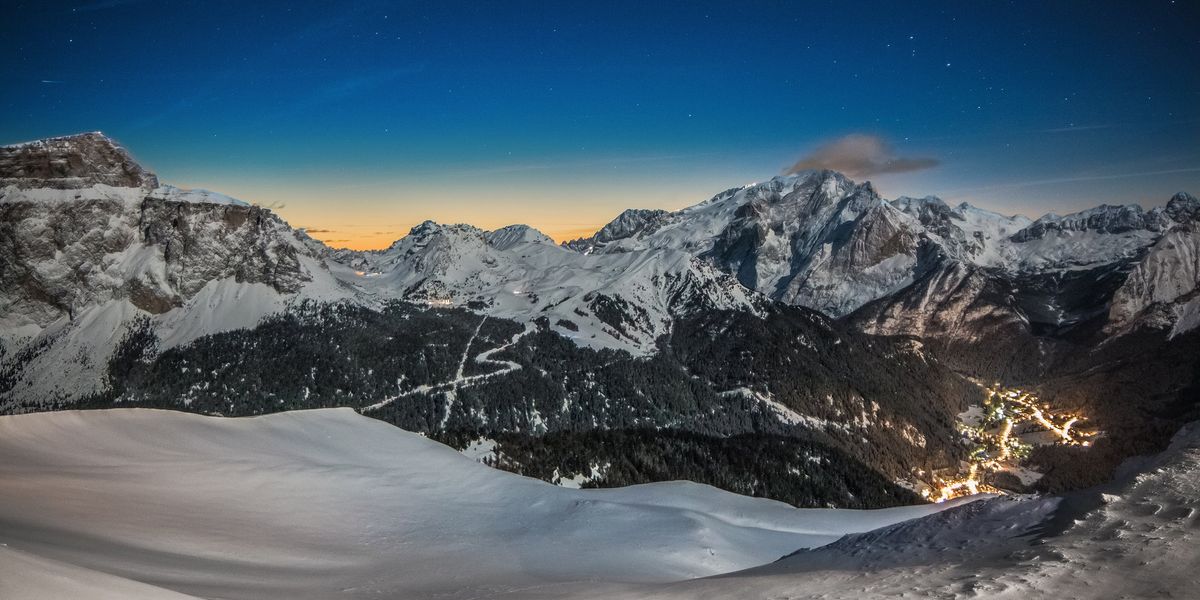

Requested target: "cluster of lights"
[{"left": 923, "top": 385, "right": 1097, "bottom": 503}]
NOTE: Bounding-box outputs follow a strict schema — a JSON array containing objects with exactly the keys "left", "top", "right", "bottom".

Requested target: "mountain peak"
[
  {"left": 563, "top": 208, "right": 669, "bottom": 253},
  {"left": 409, "top": 219, "right": 443, "bottom": 236},
  {"left": 0, "top": 132, "right": 158, "bottom": 189},
  {"left": 485, "top": 224, "right": 555, "bottom": 250},
  {"left": 403, "top": 220, "right": 486, "bottom": 243},
  {"left": 1166, "top": 192, "right": 1199, "bottom": 224}
]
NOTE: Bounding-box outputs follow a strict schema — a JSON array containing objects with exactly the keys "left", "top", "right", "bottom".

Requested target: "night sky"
[{"left": 3, "top": 1, "right": 1198, "bottom": 249}]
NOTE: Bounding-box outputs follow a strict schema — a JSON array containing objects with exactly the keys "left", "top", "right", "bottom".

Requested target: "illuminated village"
[{"left": 925, "top": 385, "right": 1100, "bottom": 503}]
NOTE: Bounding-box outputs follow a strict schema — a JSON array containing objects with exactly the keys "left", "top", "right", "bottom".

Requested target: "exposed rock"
[
  {"left": 562, "top": 208, "right": 668, "bottom": 253},
  {"left": 1010, "top": 204, "right": 1167, "bottom": 242},
  {"left": 0, "top": 132, "right": 158, "bottom": 189}
]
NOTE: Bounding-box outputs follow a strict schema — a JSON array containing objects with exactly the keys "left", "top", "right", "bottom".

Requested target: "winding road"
[{"left": 360, "top": 321, "right": 535, "bottom": 415}]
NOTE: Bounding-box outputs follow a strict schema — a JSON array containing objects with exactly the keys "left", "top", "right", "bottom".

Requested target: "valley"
[{"left": 930, "top": 384, "right": 1099, "bottom": 502}]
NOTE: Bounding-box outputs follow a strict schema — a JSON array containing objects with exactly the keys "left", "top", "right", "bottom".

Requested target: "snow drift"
[{"left": 0, "top": 408, "right": 966, "bottom": 599}]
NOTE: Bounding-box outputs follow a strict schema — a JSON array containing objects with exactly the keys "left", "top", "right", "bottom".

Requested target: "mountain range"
[{"left": 2, "top": 132, "right": 1198, "bottom": 505}]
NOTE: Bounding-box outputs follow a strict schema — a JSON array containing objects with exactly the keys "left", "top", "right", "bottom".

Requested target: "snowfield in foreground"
[
  {"left": 2, "top": 409, "right": 1197, "bottom": 599},
  {"left": 0, "top": 408, "right": 966, "bottom": 600},
  {"left": 522, "top": 422, "right": 1200, "bottom": 599}
]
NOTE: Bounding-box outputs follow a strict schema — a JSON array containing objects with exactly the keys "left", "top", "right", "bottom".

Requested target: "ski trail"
[
  {"left": 360, "top": 322, "right": 535, "bottom": 415},
  {"left": 455, "top": 316, "right": 487, "bottom": 381}
]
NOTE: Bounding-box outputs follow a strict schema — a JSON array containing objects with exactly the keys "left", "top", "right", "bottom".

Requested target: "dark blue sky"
[{"left": 3, "top": 0, "right": 1198, "bottom": 247}]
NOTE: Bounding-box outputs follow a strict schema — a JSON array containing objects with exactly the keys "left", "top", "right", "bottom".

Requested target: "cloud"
[
  {"left": 301, "top": 228, "right": 335, "bottom": 233},
  {"left": 784, "top": 134, "right": 939, "bottom": 179}
]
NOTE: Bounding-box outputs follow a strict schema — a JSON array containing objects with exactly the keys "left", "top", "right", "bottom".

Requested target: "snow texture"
[{"left": 0, "top": 408, "right": 967, "bottom": 599}]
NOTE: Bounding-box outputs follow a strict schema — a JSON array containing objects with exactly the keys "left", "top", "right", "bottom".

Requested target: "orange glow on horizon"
[
  {"left": 169, "top": 175, "right": 706, "bottom": 252},
  {"left": 296, "top": 222, "right": 607, "bottom": 251}
]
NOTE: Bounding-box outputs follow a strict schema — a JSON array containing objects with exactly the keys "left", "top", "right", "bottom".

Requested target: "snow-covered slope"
[
  {"left": 0, "top": 408, "right": 968, "bottom": 600},
  {"left": 329, "top": 219, "right": 762, "bottom": 353},
  {"left": 5, "top": 409, "right": 1197, "bottom": 600}
]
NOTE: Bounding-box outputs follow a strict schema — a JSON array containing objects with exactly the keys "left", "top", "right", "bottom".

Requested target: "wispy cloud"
[
  {"left": 458, "top": 152, "right": 719, "bottom": 177},
  {"left": 1041, "top": 124, "right": 1114, "bottom": 133},
  {"left": 270, "top": 66, "right": 424, "bottom": 119},
  {"left": 944, "top": 167, "right": 1200, "bottom": 194},
  {"left": 784, "top": 134, "right": 939, "bottom": 179}
]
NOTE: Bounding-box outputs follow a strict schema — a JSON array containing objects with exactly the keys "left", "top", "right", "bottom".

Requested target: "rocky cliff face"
[
  {"left": 0, "top": 132, "right": 158, "bottom": 189},
  {"left": 0, "top": 134, "right": 337, "bottom": 408},
  {"left": 1107, "top": 226, "right": 1200, "bottom": 337},
  {"left": 0, "top": 183, "right": 316, "bottom": 332},
  {"left": 1010, "top": 204, "right": 1168, "bottom": 242}
]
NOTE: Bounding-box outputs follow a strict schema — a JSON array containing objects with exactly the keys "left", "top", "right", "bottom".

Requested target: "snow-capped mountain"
[
  {"left": 565, "top": 170, "right": 1199, "bottom": 380},
  {"left": 563, "top": 171, "right": 909, "bottom": 317},
  {"left": 568, "top": 171, "right": 1195, "bottom": 323},
  {"left": 0, "top": 134, "right": 352, "bottom": 406},
  {"left": 0, "top": 134, "right": 758, "bottom": 409},
  {"left": 3, "top": 132, "right": 1198, "bottom": 511},
  {"left": 1105, "top": 193, "right": 1200, "bottom": 337},
  {"left": 328, "top": 218, "right": 761, "bottom": 353}
]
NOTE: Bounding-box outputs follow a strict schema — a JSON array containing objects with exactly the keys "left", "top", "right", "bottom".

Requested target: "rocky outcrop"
[
  {"left": 0, "top": 133, "right": 316, "bottom": 331},
  {"left": 1010, "top": 204, "right": 1168, "bottom": 242},
  {"left": 1165, "top": 192, "right": 1200, "bottom": 224},
  {"left": 0, "top": 189, "right": 316, "bottom": 328},
  {"left": 562, "top": 208, "right": 668, "bottom": 253},
  {"left": 1107, "top": 227, "right": 1200, "bottom": 336},
  {"left": 139, "top": 197, "right": 312, "bottom": 299},
  {"left": 0, "top": 132, "right": 158, "bottom": 189}
]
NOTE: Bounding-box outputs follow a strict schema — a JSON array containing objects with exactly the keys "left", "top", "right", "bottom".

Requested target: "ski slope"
[{"left": 0, "top": 408, "right": 969, "bottom": 600}]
